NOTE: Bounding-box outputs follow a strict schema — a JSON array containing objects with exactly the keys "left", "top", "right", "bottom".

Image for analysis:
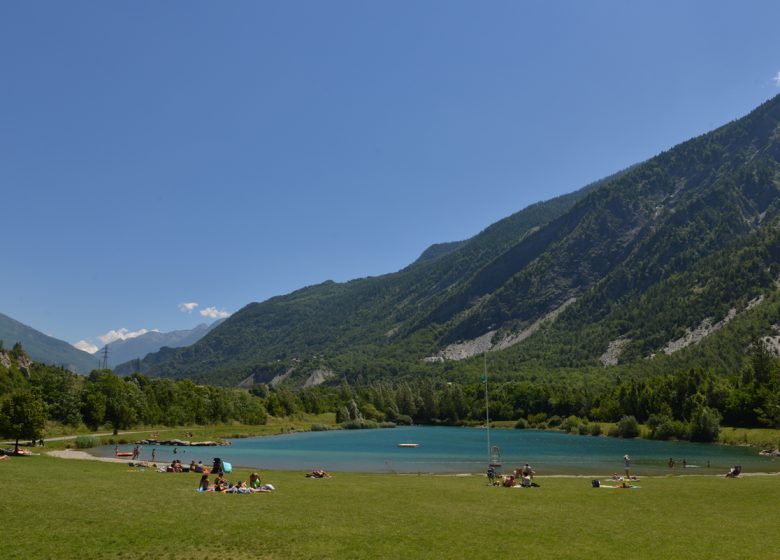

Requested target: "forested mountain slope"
[
  {"left": 129, "top": 95, "right": 780, "bottom": 386},
  {"left": 0, "top": 312, "right": 98, "bottom": 374}
]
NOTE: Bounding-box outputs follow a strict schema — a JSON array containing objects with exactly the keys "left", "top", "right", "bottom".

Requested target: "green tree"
[
  {"left": 688, "top": 406, "right": 721, "bottom": 442},
  {"left": 615, "top": 415, "right": 640, "bottom": 438},
  {"left": 0, "top": 390, "right": 46, "bottom": 452}
]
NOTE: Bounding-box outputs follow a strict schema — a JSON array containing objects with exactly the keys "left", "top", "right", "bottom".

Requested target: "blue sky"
[{"left": 2, "top": 1, "right": 780, "bottom": 351}]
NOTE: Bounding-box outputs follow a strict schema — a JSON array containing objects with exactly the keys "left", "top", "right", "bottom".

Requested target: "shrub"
[
  {"left": 607, "top": 425, "right": 620, "bottom": 437},
  {"left": 560, "top": 415, "right": 580, "bottom": 433},
  {"left": 689, "top": 407, "right": 721, "bottom": 442},
  {"left": 589, "top": 423, "right": 602, "bottom": 436},
  {"left": 577, "top": 424, "right": 589, "bottom": 435},
  {"left": 74, "top": 436, "right": 100, "bottom": 449},
  {"left": 648, "top": 414, "right": 686, "bottom": 440},
  {"left": 547, "top": 415, "right": 562, "bottom": 428},
  {"left": 513, "top": 418, "right": 529, "bottom": 429},
  {"left": 341, "top": 419, "right": 378, "bottom": 430},
  {"left": 378, "top": 422, "right": 397, "bottom": 429},
  {"left": 310, "top": 424, "right": 330, "bottom": 432},
  {"left": 615, "top": 415, "right": 640, "bottom": 438},
  {"left": 534, "top": 422, "right": 549, "bottom": 430},
  {"left": 527, "top": 412, "right": 547, "bottom": 424},
  {"left": 394, "top": 415, "right": 413, "bottom": 426},
  {"left": 653, "top": 419, "right": 687, "bottom": 440}
]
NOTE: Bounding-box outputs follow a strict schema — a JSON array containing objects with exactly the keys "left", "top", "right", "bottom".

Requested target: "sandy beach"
[{"left": 47, "top": 449, "right": 128, "bottom": 463}]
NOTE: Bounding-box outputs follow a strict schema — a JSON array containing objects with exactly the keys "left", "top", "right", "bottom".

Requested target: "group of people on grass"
[
  {"left": 198, "top": 471, "right": 275, "bottom": 493},
  {"left": 488, "top": 462, "right": 537, "bottom": 488}
]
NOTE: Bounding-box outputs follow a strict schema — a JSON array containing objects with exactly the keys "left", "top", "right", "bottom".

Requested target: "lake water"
[{"left": 96, "top": 426, "right": 780, "bottom": 475}]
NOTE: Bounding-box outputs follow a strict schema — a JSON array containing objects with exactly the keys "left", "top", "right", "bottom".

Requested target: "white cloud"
[
  {"left": 74, "top": 340, "right": 98, "bottom": 354},
  {"left": 774, "top": 71, "right": 780, "bottom": 87},
  {"left": 98, "top": 327, "right": 159, "bottom": 345},
  {"left": 179, "top": 302, "right": 199, "bottom": 313},
  {"left": 200, "top": 306, "right": 231, "bottom": 319}
]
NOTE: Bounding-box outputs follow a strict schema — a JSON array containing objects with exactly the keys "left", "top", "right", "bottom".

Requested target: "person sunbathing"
[
  {"left": 249, "top": 472, "right": 262, "bottom": 489},
  {"left": 725, "top": 466, "right": 742, "bottom": 478},
  {"left": 305, "top": 469, "right": 330, "bottom": 478},
  {"left": 198, "top": 474, "right": 210, "bottom": 492},
  {"left": 213, "top": 473, "right": 228, "bottom": 492}
]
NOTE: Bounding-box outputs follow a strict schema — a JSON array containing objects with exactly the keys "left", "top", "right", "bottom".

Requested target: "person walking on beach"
[
  {"left": 151, "top": 448, "right": 156, "bottom": 462},
  {"left": 623, "top": 453, "right": 631, "bottom": 477}
]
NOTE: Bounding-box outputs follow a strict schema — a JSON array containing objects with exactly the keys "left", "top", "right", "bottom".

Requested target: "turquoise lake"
[{"left": 98, "top": 426, "right": 780, "bottom": 475}]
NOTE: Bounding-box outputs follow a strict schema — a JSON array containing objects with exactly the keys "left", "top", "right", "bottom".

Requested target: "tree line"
[{"left": 2, "top": 339, "right": 778, "bottom": 447}]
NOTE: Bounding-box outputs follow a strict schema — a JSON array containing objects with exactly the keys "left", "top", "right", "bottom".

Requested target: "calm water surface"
[{"left": 97, "top": 426, "right": 780, "bottom": 475}]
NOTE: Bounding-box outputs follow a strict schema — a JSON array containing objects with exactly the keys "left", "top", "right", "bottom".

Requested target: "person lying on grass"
[{"left": 305, "top": 469, "right": 330, "bottom": 478}]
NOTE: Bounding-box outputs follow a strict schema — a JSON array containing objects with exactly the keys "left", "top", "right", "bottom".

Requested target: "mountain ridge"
[
  {"left": 119, "top": 94, "right": 780, "bottom": 386},
  {"left": 108, "top": 321, "right": 222, "bottom": 370},
  {"left": 0, "top": 312, "right": 98, "bottom": 374}
]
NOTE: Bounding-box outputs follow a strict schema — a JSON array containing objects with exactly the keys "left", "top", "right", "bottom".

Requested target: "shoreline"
[{"left": 47, "top": 449, "right": 780, "bottom": 477}]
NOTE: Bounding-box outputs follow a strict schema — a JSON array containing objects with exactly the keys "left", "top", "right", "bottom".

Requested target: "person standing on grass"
[{"left": 624, "top": 453, "right": 631, "bottom": 477}]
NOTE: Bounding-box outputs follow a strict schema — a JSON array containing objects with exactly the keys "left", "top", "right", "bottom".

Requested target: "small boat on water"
[
  {"left": 397, "top": 443, "right": 419, "bottom": 448},
  {"left": 115, "top": 452, "right": 134, "bottom": 458}
]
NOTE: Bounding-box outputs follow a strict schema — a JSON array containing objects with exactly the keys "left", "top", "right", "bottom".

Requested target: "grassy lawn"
[
  {"left": 8, "top": 415, "right": 337, "bottom": 451},
  {"left": 2, "top": 454, "right": 779, "bottom": 559},
  {"left": 718, "top": 426, "right": 780, "bottom": 449}
]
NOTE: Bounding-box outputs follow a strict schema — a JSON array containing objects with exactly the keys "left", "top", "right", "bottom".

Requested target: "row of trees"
[
  {"left": 1, "top": 347, "right": 270, "bottom": 441},
  {"left": 2, "top": 340, "right": 778, "bottom": 446}
]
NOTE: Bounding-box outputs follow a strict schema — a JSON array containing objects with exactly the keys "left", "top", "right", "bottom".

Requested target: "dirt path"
[{"left": 46, "top": 449, "right": 129, "bottom": 463}]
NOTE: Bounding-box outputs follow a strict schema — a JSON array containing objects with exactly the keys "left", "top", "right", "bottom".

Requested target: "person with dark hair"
[
  {"left": 487, "top": 466, "right": 497, "bottom": 485},
  {"left": 213, "top": 472, "right": 227, "bottom": 492}
]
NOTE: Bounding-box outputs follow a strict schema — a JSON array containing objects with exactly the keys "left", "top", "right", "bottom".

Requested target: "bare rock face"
[
  {"left": 303, "top": 368, "right": 334, "bottom": 388},
  {"left": 432, "top": 298, "right": 577, "bottom": 362},
  {"left": 599, "top": 338, "right": 630, "bottom": 366}
]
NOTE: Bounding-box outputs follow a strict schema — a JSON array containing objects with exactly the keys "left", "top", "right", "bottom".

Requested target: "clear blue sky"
[{"left": 2, "top": 1, "right": 780, "bottom": 351}]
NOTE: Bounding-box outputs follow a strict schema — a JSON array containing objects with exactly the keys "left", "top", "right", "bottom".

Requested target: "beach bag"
[{"left": 591, "top": 480, "right": 600, "bottom": 488}]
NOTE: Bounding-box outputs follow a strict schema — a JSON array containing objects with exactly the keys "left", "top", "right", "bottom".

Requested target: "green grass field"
[{"left": 2, "top": 454, "right": 779, "bottom": 559}]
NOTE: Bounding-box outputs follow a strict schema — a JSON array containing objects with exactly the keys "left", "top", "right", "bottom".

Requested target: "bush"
[
  {"left": 513, "top": 418, "right": 529, "bottom": 429},
  {"left": 648, "top": 414, "right": 686, "bottom": 440},
  {"left": 577, "top": 423, "right": 589, "bottom": 435},
  {"left": 653, "top": 419, "right": 687, "bottom": 440},
  {"left": 74, "top": 436, "right": 100, "bottom": 449},
  {"left": 341, "top": 419, "right": 378, "bottom": 430},
  {"left": 310, "top": 424, "right": 330, "bottom": 431},
  {"left": 689, "top": 407, "right": 721, "bottom": 442},
  {"left": 394, "top": 415, "right": 413, "bottom": 426},
  {"left": 607, "top": 425, "right": 619, "bottom": 437},
  {"left": 589, "top": 423, "right": 602, "bottom": 436},
  {"left": 527, "top": 412, "right": 547, "bottom": 424},
  {"left": 534, "top": 421, "right": 549, "bottom": 430},
  {"left": 547, "top": 415, "right": 562, "bottom": 428},
  {"left": 560, "top": 415, "right": 580, "bottom": 433},
  {"left": 615, "top": 415, "right": 640, "bottom": 438},
  {"left": 378, "top": 422, "right": 397, "bottom": 429}
]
